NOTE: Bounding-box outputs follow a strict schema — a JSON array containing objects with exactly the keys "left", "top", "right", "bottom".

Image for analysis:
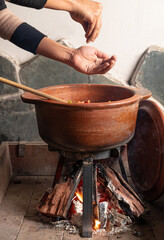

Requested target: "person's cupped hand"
[{"left": 69, "top": 46, "right": 116, "bottom": 75}]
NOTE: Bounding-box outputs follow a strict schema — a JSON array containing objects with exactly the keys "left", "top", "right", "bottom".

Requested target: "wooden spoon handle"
[{"left": 0, "top": 76, "right": 67, "bottom": 103}]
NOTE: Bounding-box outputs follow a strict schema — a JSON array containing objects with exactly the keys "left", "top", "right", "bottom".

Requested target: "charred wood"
[
  {"left": 97, "top": 164, "right": 145, "bottom": 219},
  {"left": 37, "top": 166, "right": 83, "bottom": 219}
]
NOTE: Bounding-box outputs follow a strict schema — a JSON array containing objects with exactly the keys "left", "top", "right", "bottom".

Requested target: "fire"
[
  {"left": 74, "top": 189, "right": 101, "bottom": 231},
  {"left": 75, "top": 189, "right": 83, "bottom": 203},
  {"left": 93, "top": 219, "right": 101, "bottom": 230}
]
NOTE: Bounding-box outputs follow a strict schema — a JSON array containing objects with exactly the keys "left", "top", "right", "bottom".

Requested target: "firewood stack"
[{"left": 37, "top": 162, "right": 144, "bottom": 226}]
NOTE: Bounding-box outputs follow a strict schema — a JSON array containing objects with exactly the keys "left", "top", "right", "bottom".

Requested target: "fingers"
[
  {"left": 99, "top": 59, "right": 116, "bottom": 74},
  {"left": 102, "top": 55, "right": 117, "bottom": 65},
  {"left": 96, "top": 50, "right": 111, "bottom": 61},
  {"left": 96, "top": 50, "right": 116, "bottom": 65},
  {"left": 111, "top": 55, "right": 117, "bottom": 62},
  {"left": 85, "top": 2, "right": 102, "bottom": 43},
  {"left": 70, "top": 1, "right": 102, "bottom": 43},
  {"left": 86, "top": 21, "right": 96, "bottom": 41},
  {"left": 82, "top": 22, "right": 89, "bottom": 34},
  {"left": 90, "top": 57, "right": 116, "bottom": 75},
  {"left": 86, "top": 15, "right": 102, "bottom": 43}
]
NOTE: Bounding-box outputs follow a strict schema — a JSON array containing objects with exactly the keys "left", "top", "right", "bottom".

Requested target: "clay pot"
[{"left": 21, "top": 84, "right": 151, "bottom": 152}]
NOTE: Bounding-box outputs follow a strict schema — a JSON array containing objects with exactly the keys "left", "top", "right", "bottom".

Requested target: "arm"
[
  {"left": 6, "top": 0, "right": 47, "bottom": 9},
  {"left": 36, "top": 37, "right": 116, "bottom": 75},
  {"left": 6, "top": 0, "right": 102, "bottom": 43},
  {"left": 0, "top": 0, "right": 116, "bottom": 74},
  {"left": 0, "top": 0, "right": 45, "bottom": 53}
]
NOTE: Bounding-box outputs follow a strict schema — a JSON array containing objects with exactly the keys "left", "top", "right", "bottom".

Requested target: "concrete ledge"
[
  {"left": 8, "top": 141, "right": 59, "bottom": 176},
  {"left": 0, "top": 142, "right": 13, "bottom": 204}
]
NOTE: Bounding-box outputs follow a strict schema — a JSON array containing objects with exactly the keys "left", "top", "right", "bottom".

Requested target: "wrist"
[
  {"left": 36, "top": 37, "right": 75, "bottom": 65},
  {"left": 65, "top": 0, "right": 80, "bottom": 13},
  {"left": 60, "top": 43, "right": 75, "bottom": 65}
]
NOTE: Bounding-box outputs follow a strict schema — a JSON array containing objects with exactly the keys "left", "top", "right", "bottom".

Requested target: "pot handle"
[{"left": 130, "top": 87, "right": 151, "bottom": 100}]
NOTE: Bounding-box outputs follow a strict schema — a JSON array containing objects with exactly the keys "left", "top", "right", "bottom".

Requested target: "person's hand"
[
  {"left": 36, "top": 38, "right": 116, "bottom": 75},
  {"left": 69, "top": 0, "right": 103, "bottom": 43},
  {"left": 44, "top": 0, "right": 102, "bottom": 43},
  {"left": 69, "top": 46, "right": 116, "bottom": 75}
]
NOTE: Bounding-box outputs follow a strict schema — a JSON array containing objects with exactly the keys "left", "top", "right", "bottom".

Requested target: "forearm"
[
  {"left": 6, "top": 0, "right": 77, "bottom": 12},
  {"left": 36, "top": 37, "right": 74, "bottom": 65},
  {"left": 0, "top": 0, "right": 75, "bottom": 55},
  {"left": 44, "top": 0, "right": 77, "bottom": 13}
]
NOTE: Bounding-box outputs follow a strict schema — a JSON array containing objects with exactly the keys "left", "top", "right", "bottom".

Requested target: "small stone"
[{"left": 132, "top": 230, "right": 143, "bottom": 237}]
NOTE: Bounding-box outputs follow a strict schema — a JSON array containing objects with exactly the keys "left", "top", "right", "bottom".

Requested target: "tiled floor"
[{"left": 0, "top": 176, "right": 163, "bottom": 240}]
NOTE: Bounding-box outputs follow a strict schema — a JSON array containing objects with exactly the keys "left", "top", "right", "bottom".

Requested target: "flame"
[
  {"left": 74, "top": 183, "right": 101, "bottom": 231},
  {"left": 93, "top": 219, "right": 101, "bottom": 230},
  {"left": 75, "top": 189, "right": 83, "bottom": 203}
]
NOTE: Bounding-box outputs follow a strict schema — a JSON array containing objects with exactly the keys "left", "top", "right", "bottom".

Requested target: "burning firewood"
[
  {"left": 37, "top": 178, "right": 72, "bottom": 216},
  {"left": 37, "top": 161, "right": 145, "bottom": 233},
  {"left": 37, "top": 166, "right": 83, "bottom": 219},
  {"left": 97, "top": 164, "right": 145, "bottom": 219}
]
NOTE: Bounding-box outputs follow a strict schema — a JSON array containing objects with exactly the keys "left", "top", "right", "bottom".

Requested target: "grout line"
[
  {"left": 25, "top": 176, "right": 38, "bottom": 216},
  {"left": 0, "top": 92, "right": 21, "bottom": 101},
  {"left": 14, "top": 215, "right": 25, "bottom": 240},
  {"left": 61, "top": 231, "right": 64, "bottom": 240},
  {"left": 14, "top": 176, "right": 38, "bottom": 240}
]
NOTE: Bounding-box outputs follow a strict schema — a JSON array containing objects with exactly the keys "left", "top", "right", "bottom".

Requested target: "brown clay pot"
[{"left": 21, "top": 84, "right": 151, "bottom": 152}]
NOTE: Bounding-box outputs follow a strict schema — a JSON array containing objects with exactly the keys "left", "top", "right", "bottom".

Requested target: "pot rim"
[{"left": 21, "top": 83, "right": 151, "bottom": 109}]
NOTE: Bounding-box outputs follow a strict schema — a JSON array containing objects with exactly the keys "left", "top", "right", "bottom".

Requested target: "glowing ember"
[
  {"left": 68, "top": 175, "right": 131, "bottom": 233},
  {"left": 93, "top": 219, "right": 101, "bottom": 230},
  {"left": 75, "top": 189, "right": 83, "bottom": 203}
]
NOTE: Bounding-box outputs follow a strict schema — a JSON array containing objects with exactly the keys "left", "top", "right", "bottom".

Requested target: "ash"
[
  {"left": 38, "top": 195, "right": 132, "bottom": 236},
  {"left": 39, "top": 214, "right": 80, "bottom": 234},
  {"left": 72, "top": 198, "right": 83, "bottom": 214},
  {"left": 39, "top": 203, "right": 132, "bottom": 237},
  {"left": 92, "top": 202, "right": 132, "bottom": 236},
  {"left": 52, "top": 220, "right": 79, "bottom": 234}
]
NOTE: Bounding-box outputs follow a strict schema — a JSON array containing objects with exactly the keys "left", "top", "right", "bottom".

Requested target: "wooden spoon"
[{"left": 0, "top": 76, "right": 67, "bottom": 103}]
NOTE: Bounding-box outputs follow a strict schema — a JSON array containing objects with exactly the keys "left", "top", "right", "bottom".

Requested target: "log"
[
  {"left": 37, "top": 166, "right": 83, "bottom": 218},
  {"left": 97, "top": 174, "right": 121, "bottom": 210},
  {"left": 37, "top": 178, "right": 72, "bottom": 216},
  {"left": 97, "top": 164, "right": 145, "bottom": 219}
]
